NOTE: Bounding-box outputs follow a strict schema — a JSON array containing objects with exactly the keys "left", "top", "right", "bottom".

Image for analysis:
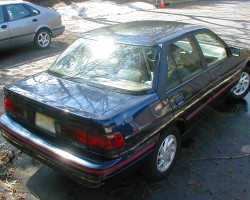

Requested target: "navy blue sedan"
[{"left": 1, "top": 21, "right": 250, "bottom": 187}]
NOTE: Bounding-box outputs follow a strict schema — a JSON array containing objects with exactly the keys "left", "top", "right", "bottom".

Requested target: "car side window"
[
  {"left": 27, "top": 5, "right": 40, "bottom": 15},
  {"left": 166, "top": 55, "right": 181, "bottom": 90},
  {"left": 6, "top": 4, "right": 31, "bottom": 21},
  {"left": 169, "top": 37, "right": 203, "bottom": 82},
  {"left": 0, "top": 7, "right": 4, "bottom": 23},
  {"left": 195, "top": 33, "right": 227, "bottom": 68}
]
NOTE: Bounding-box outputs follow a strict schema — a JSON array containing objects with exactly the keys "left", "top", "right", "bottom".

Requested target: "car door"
[
  {"left": 193, "top": 31, "right": 240, "bottom": 104},
  {"left": 0, "top": 6, "right": 10, "bottom": 50},
  {"left": 5, "top": 4, "right": 38, "bottom": 47},
  {"left": 165, "top": 35, "right": 213, "bottom": 130}
]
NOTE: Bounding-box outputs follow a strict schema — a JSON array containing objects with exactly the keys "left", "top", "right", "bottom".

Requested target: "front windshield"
[{"left": 48, "top": 38, "right": 157, "bottom": 93}]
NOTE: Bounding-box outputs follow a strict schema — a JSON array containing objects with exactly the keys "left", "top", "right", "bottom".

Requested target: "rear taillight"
[
  {"left": 88, "top": 132, "right": 125, "bottom": 150},
  {"left": 4, "top": 96, "right": 15, "bottom": 112},
  {"left": 58, "top": 14, "right": 62, "bottom": 23},
  {"left": 4, "top": 96, "right": 25, "bottom": 118},
  {"left": 61, "top": 126, "right": 125, "bottom": 151},
  {"left": 71, "top": 128, "right": 88, "bottom": 144}
]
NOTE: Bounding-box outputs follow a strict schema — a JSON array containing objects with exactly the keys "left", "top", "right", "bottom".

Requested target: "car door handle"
[
  {"left": 213, "top": 72, "right": 221, "bottom": 79},
  {"left": 32, "top": 19, "right": 38, "bottom": 22},
  {"left": 1, "top": 25, "right": 8, "bottom": 29},
  {"left": 174, "top": 95, "right": 185, "bottom": 106}
]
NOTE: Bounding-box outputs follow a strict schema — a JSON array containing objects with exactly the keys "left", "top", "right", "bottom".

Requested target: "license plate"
[{"left": 35, "top": 112, "right": 55, "bottom": 134}]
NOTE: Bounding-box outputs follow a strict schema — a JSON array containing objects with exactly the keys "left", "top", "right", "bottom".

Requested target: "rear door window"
[
  {"left": 6, "top": 4, "right": 31, "bottom": 21},
  {"left": 168, "top": 37, "right": 203, "bottom": 82},
  {"left": 0, "top": 6, "right": 4, "bottom": 23},
  {"left": 166, "top": 55, "right": 181, "bottom": 90}
]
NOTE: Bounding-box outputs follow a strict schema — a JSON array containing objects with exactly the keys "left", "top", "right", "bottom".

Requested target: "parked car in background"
[
  {"left": 0, "top": 21, "right": 250, "bottom": 187},
  {"left": 0, "top": 1, "right": 64, "bottom": 51}
]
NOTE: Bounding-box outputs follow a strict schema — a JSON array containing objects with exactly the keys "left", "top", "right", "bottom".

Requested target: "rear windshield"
[{"left": 48, "top": 38, "right": 157, "bottom": 93}]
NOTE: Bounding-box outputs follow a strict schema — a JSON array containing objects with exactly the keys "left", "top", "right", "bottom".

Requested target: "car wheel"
[
  {"left": 148, "top": 128, "right": 180, "bottom": 179},
  {"left": 230, "top": 68, "right": 250, "bottom": 99},
  {"left": 35, "top": 29, "right": 51, "bottom": 49}
]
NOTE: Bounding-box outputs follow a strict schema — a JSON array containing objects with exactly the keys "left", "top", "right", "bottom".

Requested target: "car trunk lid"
[{"left": 3, "top": 72, "right": 133, "bottom": 156}]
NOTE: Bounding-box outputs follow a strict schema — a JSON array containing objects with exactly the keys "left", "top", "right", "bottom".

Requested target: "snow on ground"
[{"left": 57, "top": 0, "right": 155, "bottom": 20}]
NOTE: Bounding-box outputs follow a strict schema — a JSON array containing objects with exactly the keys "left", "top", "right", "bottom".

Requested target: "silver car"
[{"left": 0, "top": 1, "right": 65, "bottom": 50}]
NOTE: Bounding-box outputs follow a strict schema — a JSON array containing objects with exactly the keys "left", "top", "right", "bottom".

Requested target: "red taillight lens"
[
  {"left": 4, "top": 97, "right": 15, "bottom": 112},
  {"left": 62, "top": 125, "right": 125, "bottom": 151},
  {"left": 71, "top": 128, "right": 88, "bottom": 144},
  {"left": 88, "top": 132, "right": 125, "bottom": 151}
]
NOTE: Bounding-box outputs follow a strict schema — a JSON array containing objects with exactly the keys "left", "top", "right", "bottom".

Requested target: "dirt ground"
[{"left": 1, "top": 0, "right": 250, "bottom": 199}]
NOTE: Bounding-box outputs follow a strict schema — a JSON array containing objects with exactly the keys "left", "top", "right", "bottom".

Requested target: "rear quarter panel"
[
  {"left": 103, "top": 93, "right": 174, "bottom": 152},
  {"left": 32, "top": 5, "right": 62, "bottom": 33}
]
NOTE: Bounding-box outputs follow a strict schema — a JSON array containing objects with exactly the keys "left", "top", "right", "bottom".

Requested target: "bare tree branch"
[{"left": 193, "top": 153, "right": 250, "bottom": 161}]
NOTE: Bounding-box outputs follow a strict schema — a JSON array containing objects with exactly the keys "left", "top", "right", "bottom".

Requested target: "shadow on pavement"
[
  {"left": 217, "top": 98, "right": 249, "bottom": 115},
  {"left": 26, "top": 165, "right": 153, "bottom": 200},
  {"left": 0, "top": 40, "right": 68, "bottom": 70}
]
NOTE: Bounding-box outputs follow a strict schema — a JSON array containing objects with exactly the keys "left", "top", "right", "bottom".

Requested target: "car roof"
[
  {"left": 81, "top": 20, "right": 204, "bottom": 46},
  {"left": 0, "top": 1, "right": 25, "bottom": 5}
]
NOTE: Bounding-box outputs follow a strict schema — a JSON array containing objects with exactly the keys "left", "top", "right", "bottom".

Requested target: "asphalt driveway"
[{"left": 9, "top": 95, "right": 250, "bottom": 200}]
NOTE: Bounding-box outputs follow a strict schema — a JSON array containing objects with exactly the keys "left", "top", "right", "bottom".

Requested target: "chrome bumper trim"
[
  {"left": 0, "top": 114, "right": 115, "bottom": 171},
  {"left": 51, "top": 26, "right": 65, "bottom": 37}
]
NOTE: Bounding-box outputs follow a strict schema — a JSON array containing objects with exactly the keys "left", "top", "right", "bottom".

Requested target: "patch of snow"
[
  {"left": 57, "top": 0, "right": 155, "bottom": 20},
  {"left": 127, "top": 2, "right": 156, "bottom": 10}
]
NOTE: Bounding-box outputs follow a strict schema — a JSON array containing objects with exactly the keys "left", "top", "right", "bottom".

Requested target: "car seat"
[{"left": 116, "top": 68, "right": 148, "bottom": 83}]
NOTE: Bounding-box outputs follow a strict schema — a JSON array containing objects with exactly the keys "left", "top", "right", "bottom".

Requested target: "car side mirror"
[{"left": 227, "top": 46, "right": 240, "bottom": 57}]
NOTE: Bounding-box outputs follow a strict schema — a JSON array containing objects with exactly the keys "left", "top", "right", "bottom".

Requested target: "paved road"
[
  {"left": 12, "top": 96, "right": 250, "bottom": 200},
  {"left": 1, "top": 0, "right": 250, "bottom": 199},
  {"left": 112, "top": 0, "right": 250, "bottom": 48}
]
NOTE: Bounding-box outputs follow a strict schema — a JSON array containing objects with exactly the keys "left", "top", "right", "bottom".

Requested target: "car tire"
[
  {"left": 147, "top": 127, "right": 181, "bottom": 180},
  {"left": 230, "top": 68, "right": 250, "bottom": 99},
  {"left": 34, "top": 29, "right": 51, "bottom": 49}
]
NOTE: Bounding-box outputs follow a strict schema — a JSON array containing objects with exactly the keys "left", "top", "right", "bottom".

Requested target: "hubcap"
[
  {"left": 38, "top": 32, "right": 50, "bottom": 48},
  {"left": 232, "top": 72, "right": 250, "bottom": 96},
  {"left": 157, "top": 135, "right": 177, "bottom": 172}
]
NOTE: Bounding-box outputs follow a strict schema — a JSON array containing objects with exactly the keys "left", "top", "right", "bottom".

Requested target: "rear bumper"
[
  {"left": 0, "top": 114, "right": 155, "bottom": 187},
  {"left": 51, "top": 25, "right": 65, "bottom": 37}
]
